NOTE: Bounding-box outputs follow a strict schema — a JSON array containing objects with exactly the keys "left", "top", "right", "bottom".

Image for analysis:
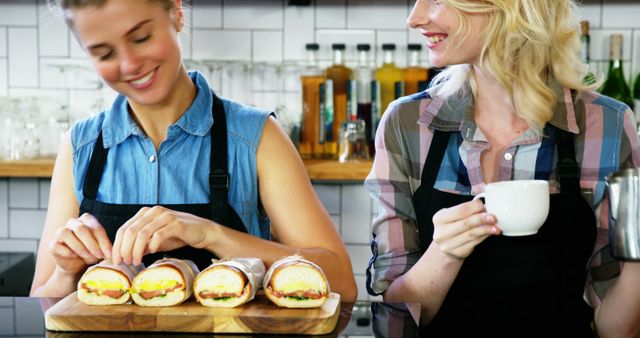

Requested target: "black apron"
[
  {"left": 79, "top": 91, "right": 247, "bottom": 271},
  {"left": 413, "top": 127, "right": 597, "bottom": 337}
]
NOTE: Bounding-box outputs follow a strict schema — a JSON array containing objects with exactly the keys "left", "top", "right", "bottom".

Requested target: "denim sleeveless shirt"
[{"left": 71, "top": 71, "right": 271, "bottom": 239}]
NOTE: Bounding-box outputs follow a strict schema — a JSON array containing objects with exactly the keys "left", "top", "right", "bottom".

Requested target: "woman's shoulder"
[
  {"left": 70, "top": 111, "right": 106, "bottom": 154},
  {"left": 380, "top": 90, "right": 436, "bottom": 132},
  {"left": 222, "top": 98, "right": 272, "bottom": 149},
  {"left": 579, "top": 90, "right": 632, "bottom": 116}
]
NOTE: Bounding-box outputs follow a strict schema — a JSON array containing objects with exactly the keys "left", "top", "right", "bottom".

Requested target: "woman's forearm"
[
  {"left": 30, "top": 267, "right": 81, "bottom": 298},
  {"left": 595, "top": 262, "right": 640, "bottom": 338},
  {"left": 204, "top": 223, "right": 357, "bottom": 302},
  {"left": 384, "top": 243, "right": 463, "bottom": 324}
]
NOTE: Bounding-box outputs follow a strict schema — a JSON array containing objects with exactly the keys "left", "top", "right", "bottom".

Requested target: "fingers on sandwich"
[
  {"left": 194, "top": 257, "right": 265, "bottom": 308},
  {"left": 130, "top": 258, "right": 199, "bottom": 307},
  {"left": 263, "top": 255, "right": 330, "bottom": 308},
  {"left": 77, "top": 259, "right": 143, "bottom": 305}
]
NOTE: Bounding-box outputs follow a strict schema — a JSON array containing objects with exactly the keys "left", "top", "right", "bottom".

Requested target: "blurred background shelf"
[
  {"left": 0, "top": 158, "right": 56, "bottom": 178},
  {"left": 0, "top": 158, "right": 373, "bottom": 182}
]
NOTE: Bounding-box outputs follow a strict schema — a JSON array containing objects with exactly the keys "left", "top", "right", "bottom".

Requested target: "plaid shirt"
[{"left": 365, "top": 79, "right": 640, "bottom": 307}]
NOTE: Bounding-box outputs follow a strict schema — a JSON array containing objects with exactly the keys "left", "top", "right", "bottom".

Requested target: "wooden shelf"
[
  {"left": 302, "top": 159, "right": 372, "bottom": 182},
  {"left": 0, "top": 158, "right": 56, "bottom": 178},
  {"left": 0, "top": 158, "right": 372, "bottom": 182}
]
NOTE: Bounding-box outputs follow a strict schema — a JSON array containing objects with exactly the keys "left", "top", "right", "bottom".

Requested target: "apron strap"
[
  {"left": 555, "top": 127, "right": 596, "bottom": 334},
  {"left": 82, "top": 132, "right": 108, "bottom": 200},
  {"left": 209, "top": 90, "right": 230, "bottom": 226},
  {"left": 555, "top": 128, "right": 580, "bottom": 193},
  {"left": 81, "top": 90, "right": 232, "bottom": 229},
  {"left": 418, "top": 129, "right": 452, "bottom": 251}
]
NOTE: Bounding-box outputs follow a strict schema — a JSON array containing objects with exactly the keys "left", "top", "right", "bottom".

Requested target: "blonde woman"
[
  {"left": 365, "top": 0, "right": 640, "bottom": 336},
  {"left": 30, "top": 0, "right": 356, "bottom": 302}
]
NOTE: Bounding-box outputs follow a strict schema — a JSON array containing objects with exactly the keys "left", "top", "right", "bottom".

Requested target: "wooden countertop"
[{"left": 0, "top": 158, "right": 372, "bottom": 181}]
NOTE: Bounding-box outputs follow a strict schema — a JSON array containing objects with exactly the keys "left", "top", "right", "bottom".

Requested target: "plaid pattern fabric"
[{"left": 365, "top": 79, "right": 640, "bottom": 307}]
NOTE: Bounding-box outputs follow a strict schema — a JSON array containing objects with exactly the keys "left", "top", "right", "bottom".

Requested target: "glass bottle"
[
  {"left": 599, "top": 34, "right": 634, "bottom": 110},
  {"left": 299, "top": 43, "right": 326, "bottom": 159},
  {"left": 354, "top": 43, "right": 375, "bottom": 153},
  {"left": 633, "top": 72, "right": 640, "bottom": 118},
  {"left": 324, "top": 43, "right": 353, "bottom": 158},
  {"left": 580, "top": 21, "right": 596, "bottom": 86},
  {"left": 369, "top": 80, "right": 381, "bottom": 157},
  {"left": 374, "top": 44, "right": 404, "bottom": 116},
  {"left": 404, "top": 44, "right": 429, "bottom": 95},
  {"left": 355, "top": 44, "right": 373, "bottom": 119}
]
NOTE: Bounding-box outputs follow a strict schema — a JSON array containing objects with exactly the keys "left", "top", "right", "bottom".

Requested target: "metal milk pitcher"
[{"left": 605, "top": 168, "right": 640, "bottom": 261}]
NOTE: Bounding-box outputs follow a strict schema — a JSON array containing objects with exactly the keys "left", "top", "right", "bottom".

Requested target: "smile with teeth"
[
  {"left": 130, "top": 70, "right": 155, "bottom": 86},
  {"left": 427, "top": 35, "right": 447, "bottom": 44}
]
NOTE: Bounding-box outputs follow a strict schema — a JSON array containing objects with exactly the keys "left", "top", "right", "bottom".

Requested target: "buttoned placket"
[
  {"left": 141, "top": 137, "right": 160, "bottom": 205},
  {"left": 498, "top": 146, "right": 518, "bottom": 181}
]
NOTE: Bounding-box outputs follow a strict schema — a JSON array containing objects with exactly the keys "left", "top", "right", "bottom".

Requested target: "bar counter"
[{"left": 0, "top": 297, "right": 420, "bottom": 337}]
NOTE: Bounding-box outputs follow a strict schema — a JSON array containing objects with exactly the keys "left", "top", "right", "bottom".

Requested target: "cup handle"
[{"left": 473, "top": 192, "right": 485, "bottom": 201}]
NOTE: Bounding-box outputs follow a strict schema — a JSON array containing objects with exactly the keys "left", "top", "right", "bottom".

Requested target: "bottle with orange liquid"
[
  {"left": 299, "top": 43, "right": 326, "bottom": 159},
  {"left": 404, "top": 44, "right": 429, "bottom": 95},
  {"left": 324, "top": 44, "right": 353, "bottom": 158},
  {"left": 375, "top": 44, "right": 403, "bottom": 116}
]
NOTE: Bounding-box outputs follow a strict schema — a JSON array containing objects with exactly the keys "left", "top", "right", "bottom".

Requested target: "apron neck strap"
[
  {"left": 209, "top": 90, "right": 230, "bottom": 225},
  {"left": 82, "top": 90, "right": 232, "bottom": 227}
]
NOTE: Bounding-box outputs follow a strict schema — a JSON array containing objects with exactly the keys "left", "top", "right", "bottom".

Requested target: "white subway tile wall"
[
  {"left": 316, "top": 0, "right": 347, "bottom": 29},
  {"left": 1, "top": 0, "right": 639, "bottom": 301},
  {"left": 0, "top": 180, "right": 7, "bottom": 238},
  {"left": 0, "top": 27, "right": 6, "bottom": 57},
  {"left": 8, "top": 179, "right": 38, "bottom": 209},
  {"left": 0, "top": 59, "right": 6, "bottom": 96},
  {"left": 37, "top": 3, "right": 69, "bottom": 58},
  {"left": 8, "top": 28, "right": 38, "bottom": 88}
]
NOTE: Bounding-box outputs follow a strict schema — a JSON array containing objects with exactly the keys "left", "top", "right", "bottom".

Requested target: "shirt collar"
[
  {"left": 101, "top": 71, "right": 214, "bottom": 148},
  {"left": 417, "top": 75, "right": 581, "bottom": 137}
]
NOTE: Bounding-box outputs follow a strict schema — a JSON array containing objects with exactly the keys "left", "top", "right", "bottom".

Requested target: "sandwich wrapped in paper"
[
  {"left": 130, "top": 258, "right": 199, "bottom": 307},
  {"left": 263, "top": 255, "right": 330, "bottom": 308},
  {"left": 77, "top": 259, "right": 144, "bottom": 305},
  {"left": 194, "top": 257, "right": 265, "bottom": 308}
]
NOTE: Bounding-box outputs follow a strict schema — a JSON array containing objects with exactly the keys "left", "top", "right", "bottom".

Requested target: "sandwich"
[
  {"left": 263, "top": 255, "right": 330, "bottom": 308},
  {"left": 77, "top": 259, "right": 144, "bottom": 305},
  {"left": 194, "top": 257, "right": 265, "bottom": 308},
  {"left": 130, "top": 258, "right": 199, "bottom": 307}
]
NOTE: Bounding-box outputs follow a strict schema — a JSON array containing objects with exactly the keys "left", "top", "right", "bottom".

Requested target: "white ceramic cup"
[{"left": 473, "top": 180, "right": 550, "bottom": 236}]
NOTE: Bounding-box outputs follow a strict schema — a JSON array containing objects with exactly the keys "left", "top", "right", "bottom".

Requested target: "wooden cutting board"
[{"left": 45, "top": 291, "right": 341, "bottom": 335}]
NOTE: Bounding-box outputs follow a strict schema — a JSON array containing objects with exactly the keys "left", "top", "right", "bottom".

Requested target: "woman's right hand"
[
  {"left": 431, "top": 199, "right": 500, "bottom": 259},
  {"left": 49, "top": 213, "right": 113, "bottom": 275}
]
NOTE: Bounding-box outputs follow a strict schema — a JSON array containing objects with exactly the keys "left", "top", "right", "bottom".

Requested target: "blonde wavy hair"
[{"left": 430, "top": 0, "right": 595, "bottom": 131}]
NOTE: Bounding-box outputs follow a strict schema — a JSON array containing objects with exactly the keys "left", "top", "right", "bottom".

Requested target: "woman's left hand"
[{"left": 111, "top": 206, "right": 214, "bottom": 265}]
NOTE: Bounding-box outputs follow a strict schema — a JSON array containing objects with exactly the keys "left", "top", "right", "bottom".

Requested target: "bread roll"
[
  {"left": 263, "top": 255, "right": 329, "bottom": 308},
  {"left": 194, "top": 257, "right": 265, "bottom": 308},
  {"left": 77, "top": 259, "right": 143, "bottom": 305},
  {"left": 130, "top": 258, "right": 199, "bottom": 307}
]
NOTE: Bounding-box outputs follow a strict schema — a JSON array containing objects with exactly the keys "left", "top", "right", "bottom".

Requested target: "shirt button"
[
  {"left": 149, "top": 155, "right": 156, "bottom": 163},
  {"left": 504, "top": 152, "right": 513, "bottom": 161}
]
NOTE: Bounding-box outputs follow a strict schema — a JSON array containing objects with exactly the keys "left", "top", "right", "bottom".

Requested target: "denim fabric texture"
[{"left": 71, "top": 71, "right": 271, "bottom": 239}]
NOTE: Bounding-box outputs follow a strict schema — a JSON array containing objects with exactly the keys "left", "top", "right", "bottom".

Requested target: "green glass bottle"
[
  {"left": 599, "top": 34, "right": 634, "bottom": 109},
  {"left": 633, "top": 71, "right": 640, "bottom": 114},
  {"left": 580, "top": 21, "right": 596, "bottom": 86}
]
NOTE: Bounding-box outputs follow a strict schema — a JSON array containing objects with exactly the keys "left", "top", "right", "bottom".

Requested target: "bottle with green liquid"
[{"left": 599, "top": 34, "right": 634, "bottom": 109}]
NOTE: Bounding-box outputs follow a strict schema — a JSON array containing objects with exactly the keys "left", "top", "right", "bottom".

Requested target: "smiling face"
[
  {"left": 70, "top": 0, "right": 185, "bottom": 106},
  {"left": 407, "top": 0, "right": 489, "bottom": 68}
]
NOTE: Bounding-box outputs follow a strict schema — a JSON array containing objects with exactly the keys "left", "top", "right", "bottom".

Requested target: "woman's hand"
[
  {"left": 431, "top": 199, "right": 499, "bottom": 259},
  {"left": 111, "top": 206, "right": 215, "bottom": 266},
  {"left": 49, "top": 213, "right": 112, "bottom": 275}
]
